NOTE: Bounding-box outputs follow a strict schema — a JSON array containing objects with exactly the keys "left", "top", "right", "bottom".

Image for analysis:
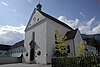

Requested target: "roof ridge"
[{"left": 38, "top": 10, "right": 73, "bottom": 30}]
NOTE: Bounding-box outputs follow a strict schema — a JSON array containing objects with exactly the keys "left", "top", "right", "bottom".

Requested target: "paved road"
[{"left": 0, "top": 63, "right": 51, "bottom": 67}]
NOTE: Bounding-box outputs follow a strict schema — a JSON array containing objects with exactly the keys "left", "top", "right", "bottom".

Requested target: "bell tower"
[{"left": 36, "top": 2, "right": 42, "bottom": 11}]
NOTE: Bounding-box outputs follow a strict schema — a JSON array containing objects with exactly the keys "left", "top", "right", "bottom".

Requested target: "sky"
[{"left": 0, "top": 0, "right": 100, "bottom": 45}]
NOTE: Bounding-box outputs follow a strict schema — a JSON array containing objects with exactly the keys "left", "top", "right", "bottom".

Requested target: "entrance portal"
[{"left": 30, "top": 48, "right": 35, "bottom": 61}]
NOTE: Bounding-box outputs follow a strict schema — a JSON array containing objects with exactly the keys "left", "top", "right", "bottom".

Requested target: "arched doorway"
[
  {"left": 30, "top": 48, "right": 35, "bottom": 61},
  {"left": 30, "top": 31, "right": 35, "bottom": 61}
]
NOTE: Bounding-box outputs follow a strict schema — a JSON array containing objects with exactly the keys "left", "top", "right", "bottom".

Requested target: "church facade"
[{"left": 23, "top": 4, "right": 83, "bottom": 64}]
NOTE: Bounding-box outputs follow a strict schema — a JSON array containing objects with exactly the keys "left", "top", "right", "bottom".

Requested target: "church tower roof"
[{"left": 36, "top": 3, "right": 42, "bottom": 11}]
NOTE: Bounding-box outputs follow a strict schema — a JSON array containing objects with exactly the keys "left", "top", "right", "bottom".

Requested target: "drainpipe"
[{"left": 73, "top": 39, "right": 75, "bottom": 56}]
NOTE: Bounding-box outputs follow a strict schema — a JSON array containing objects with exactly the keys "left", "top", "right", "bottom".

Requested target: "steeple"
[{"left": 36, "top": 2, "right": 42, "bottom": 11}]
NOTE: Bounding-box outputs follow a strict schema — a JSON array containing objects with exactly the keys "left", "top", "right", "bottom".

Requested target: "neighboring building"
[
  {"left": 82, "top": 36, "right": 100, "bottom": 56},
  {"left": 0, "top": 41, "right": 25, "bottom": 64},
  {"left": 0, "top": 40, "right": 25, "bottom": 64},
  {"left": 0, "top": 44, "right": 11, "bottom": 57},
  {"left": 8, "top": 40, "right": 26, "bottom": 57},
  {"left": 84, "top": 45, "right": 97, "bottom": 55},
  {"left": 0, "top": 40, "right": 25, "bottom": 57},
  {"left": 84, "top": 40, "right": 97, "bottom": 55}
]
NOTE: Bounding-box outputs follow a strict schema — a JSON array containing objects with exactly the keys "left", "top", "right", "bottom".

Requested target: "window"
[
  {"left": 5, "top": 53, "right": 7, "bottom": 55},
  {"left": 30, "top": 24, "right": 31, "bottom": 26},
  {"left": 17, "top": 50, "right": 18, "bottom": 53},
  {"left": 37, "top": 51, "right": 41, "bottom": 56},
  {"left": 32, "top": 32, "right": 35, "bottom": 41},
  {"left": 14, "top": 51, "right": 16, "bottom": 53},
  {"left": 26, "top": 52, "right": 28, "bottom": 56},
  {"left": 33, "top": 17, "right": 36, "bottom": 21},
  {"left": 55, "top": 30, "right": 59, "bottom": 44},
  {"left": 21, "top": 49, "right": 23, "bottom": 53},
  {"left": 19, "top": 50, "right": 20, "bottom": 53},
  {"left": 67, "top": 45, "right": 70, "bottom": 53},
  {"left": 0, "top": 52, "right": 2, "bottom": 55},
  {"left": 85, "top": 48, "right": 88, "bottom": 51},
  {"left": 37, "top": 18, "right": 39, "bottom": 21},
  {"left": 13, "top": 51, "right": 14, "bottom": 53}
]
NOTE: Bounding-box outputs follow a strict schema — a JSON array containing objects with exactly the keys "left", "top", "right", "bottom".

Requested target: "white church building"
[
  {"left": 0, "top": 3, "right": 89, "bottom": 65},
  {"left": 22, "top": 3, "right": 83, "bottom": 64}
]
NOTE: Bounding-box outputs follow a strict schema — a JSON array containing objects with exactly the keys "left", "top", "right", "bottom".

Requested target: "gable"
[
  {"left": 25, "top": 9, "right": 45, "bottom": 31},
  {"left": 25, "top": 8, "right": 73, "bottom": 32}
]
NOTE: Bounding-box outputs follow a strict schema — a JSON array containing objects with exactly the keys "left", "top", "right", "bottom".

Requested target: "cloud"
[
  {"left": 58, "top": 16, "right": 79, "bottom": 29},
  {"left": 1, "top": 2, "right": 8, "bottom": 6},
  {"left": 86, "top": 17, "right": 95, "bottom": 26},
  {"left": 58, "top": 16, "right": 100, "bottom": 34},
  {"left": 92, "top": 24, "right": 100, "bottom": 34},
  {"left": 0, "top": 25, "right": 26, "bottom": 45},
  {"left": 79, "top": 17, "right": 95, "bottom": 34}
]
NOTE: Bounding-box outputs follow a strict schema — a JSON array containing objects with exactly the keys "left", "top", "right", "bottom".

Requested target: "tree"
[
  {"left": 54, "top": 31, "right": 68, "bottom": 57},
  {"left": 77, "top": 41, "right": 85, "bottom": 56}
]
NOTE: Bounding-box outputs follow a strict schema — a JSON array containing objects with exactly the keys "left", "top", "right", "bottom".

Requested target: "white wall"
[
  {"left": 85, "top": 45, "right": 97, "bottom": 55},
  {"left": 67, "top": 39, "right": 75, "bottom": 56},
  {"left": 46, "top": 18, "right": 72, "bottom": 63},
  {"left": 24, "top": 21, "right": 47, "bottom": 64},
  {"left": 8, "top": 46, "right": 25, "bottom": 57},
  {"left": 74, "top": 30, "right": 83, "bottom": 56},
  {"left": 24, "top": 9, "right": 47, "bottom": 64}
]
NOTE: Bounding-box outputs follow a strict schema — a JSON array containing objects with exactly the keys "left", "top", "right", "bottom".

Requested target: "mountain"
[{"left": 81, "top": 34, "right": 100, "bottom": 41}]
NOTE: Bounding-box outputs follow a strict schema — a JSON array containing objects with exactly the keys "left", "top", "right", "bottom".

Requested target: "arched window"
[
  {"left": 32, "top": 32, "right": 35, "bottom": 41},
  {"left": 55, "top": 30, "right": 59, "bottom": 44},
  {"left": 37, "top": 51, "right": 41, "bottom": 56},
  {"left": 67, "top": 45, "right": 70, "bottom": 53}
]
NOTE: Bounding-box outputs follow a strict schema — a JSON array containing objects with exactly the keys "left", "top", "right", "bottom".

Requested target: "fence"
[{"left": 52, "top": 56, "right": 100, "bottom": 67}]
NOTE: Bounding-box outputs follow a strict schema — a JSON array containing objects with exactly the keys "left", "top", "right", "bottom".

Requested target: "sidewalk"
[{"left": 0, "top": 63, "right": 51, "bottom": 67}]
